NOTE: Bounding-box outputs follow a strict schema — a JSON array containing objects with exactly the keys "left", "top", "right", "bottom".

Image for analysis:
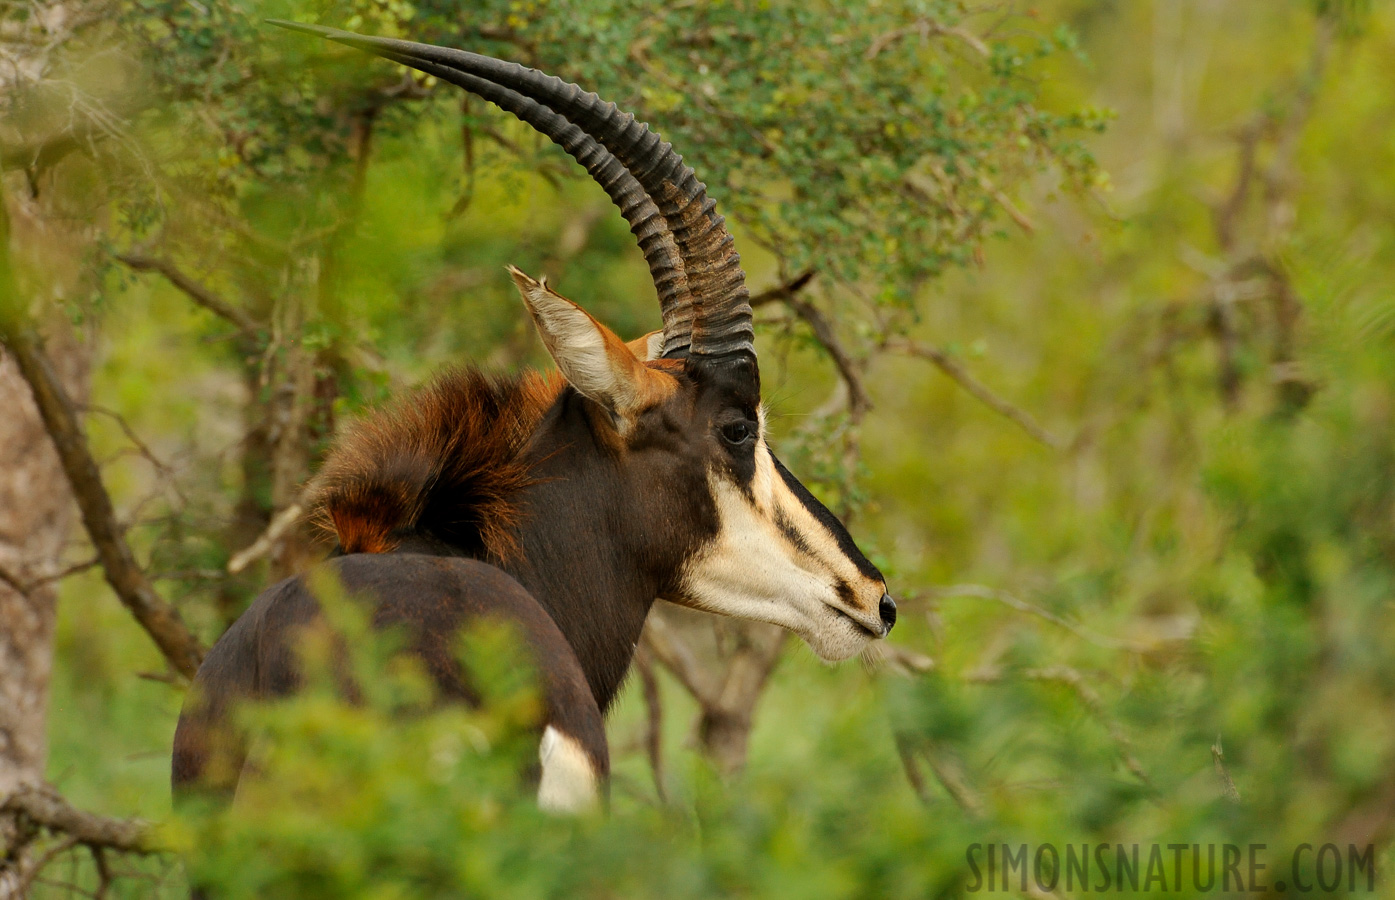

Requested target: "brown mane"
[{"left": 314, "top": 367, "right": 564, "bottom": 560}]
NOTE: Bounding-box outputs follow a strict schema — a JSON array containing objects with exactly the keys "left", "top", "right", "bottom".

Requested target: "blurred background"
[{"left": 1, "top": 0, "right": 1392, "bottom": 896}]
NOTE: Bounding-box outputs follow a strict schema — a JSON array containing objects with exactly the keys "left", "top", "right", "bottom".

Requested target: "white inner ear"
[
  {"left": 509, "top": 267, "right": 636, "bottom": 413},
  {"left": 636, "top": 331, "right": 663, "bottom": 362}
]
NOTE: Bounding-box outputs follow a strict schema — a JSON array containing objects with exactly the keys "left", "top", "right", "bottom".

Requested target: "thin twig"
[
  {"left": 754, "top": 276, "right": 872, "bottom": 419},
  {"left": 967, "top": 664, "right": 1153, "bottom": 789},
  {"left": 886, "top": 337, "right": 1064, "bottom": 448},
  {"left": 907, "top": 738, "right": 985, "bottom": 817},
  {"left": 91, "top": 845, "right": 111, "bottom": 900},
  {"left": 1024, "top": 665, "right": 1153, "bottom": 789},
  {"left": 83, "top": 403, "right": 193, "bottom": 509},
  {"left": 893, "top": 732, "right": 932, "bottom": 805},
  {"left": 82, "top": 405, "right": 173, "bottom": 476},
  {"left": 152, "top": 568, "right": 225, "bottom": 582},
  {"left": 13, "top": 836, "right": 80, "bottom": 898},
  {"left": 632, "top": 646, "right": 667, "bottom": 803},
  {"left": 1211, "top": 736, "right": 1241, "bottom": 802},
  {"left": 0, "top": 560, "right": 29, "bottom": 595},
  {"left": 861, "top": 640, "right": 936, "bottom": 677},
  {"left": 985, "top": 181, "right": 1035, "bottom": 235},
  {"left": 135, "top": 670, "right": 181, "bottom": 685},
  {"left": 27, "top": 556, "right": 100, "bottom": 588},
  {"left": 865, "top": 17, "right": 991, "bottom": 60},
  {"left": 922, "top": 583, "right": 1145, "bottom": 652},
  {"left": 958, "top": 159, "right": 1036, "bottom": 234},
  {"left": 227, "top": 499, "right": 306, "bottom": 575}
]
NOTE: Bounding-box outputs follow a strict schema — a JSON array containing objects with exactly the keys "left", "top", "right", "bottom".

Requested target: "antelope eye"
[{"left": 720, "top": 420, "right": 754, "bottom": 446}]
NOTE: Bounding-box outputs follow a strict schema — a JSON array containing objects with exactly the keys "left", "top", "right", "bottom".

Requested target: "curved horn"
[
  {"left": 269, "top": 22, "right": 693, "bottom": 351},
  {"left": 268, "top": 21, "right": 753, "bottom": 362}
]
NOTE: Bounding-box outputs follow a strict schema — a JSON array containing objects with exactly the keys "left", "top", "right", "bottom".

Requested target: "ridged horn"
[
  {"left": 267, "top": 20, "right": 695, "bottom": 351},
  {"left": 267, "top": 21, "right": 754, "bottom": 362}
]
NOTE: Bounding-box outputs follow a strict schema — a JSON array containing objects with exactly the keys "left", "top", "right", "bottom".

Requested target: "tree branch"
[
  {"left": 921, "top": 583, "right": 1145, "bottom": 652},
  {"left": 865, "top": 18, "right": 991, "bottom": 61},
  {"left": 786, "top": 296, "right": 873, "bottom": 418},
  {"left": 753, "top": 273, "right": 872, "bottom": 419},
  {"left": 640, "top": 612, "right": 720, "bottom": 707},
  {"left": 893, "top": 734, "right": 986, "bottom": 816},
  {"left": 12, "top": 836, "right": 80, "bottom": 898},
  {"left": 893, "top": 733, "right": 932, "bottom": 805},
  {"left": 1, "top": 783, "right": 152, "bottom": 853},
  {"left": 886, "top": 337, "right": 1064, "bottom": 448},
  {"left": 83, "top": 404, "right": 176, "bottom": 480},
  {"left": 748, "top": 269, "right": 816, "bottom": 308},
  {"left": 0, "top": 556, "right": 99, "bottom": 595},
  {"left": 0, "top": 330, "right": 205, "bottom": 678},
  {"left": 114, "top": 253, "right": 260, "bottom": 337},
  {"left": 0, "top": 560, "right": 28, "bottom": 596},
  {"left": 1025, "top": 665, "right": 1152, "bottom": 789},
  {"left": 966, "top": 664, "right": 1153, "bottom": 789},
  {"left": 861, "top": 640, "right": 936, "bottom": 677},
  {"left": 226, "top": 498, "right": 307, "bottom": 575},
  {"left": 0, "top": 129, "right": 90, "bottom": 174}
]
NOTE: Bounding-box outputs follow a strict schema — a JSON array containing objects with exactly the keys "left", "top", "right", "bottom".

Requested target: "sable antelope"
[{"left": 172, "top": 23, "right": 897, "bottom": 816}]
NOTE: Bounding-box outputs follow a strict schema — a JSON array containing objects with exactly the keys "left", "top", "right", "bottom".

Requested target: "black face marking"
[
  {"left": 770, "top": 452, "right": 884, "bottom": 582},
  {"left": 833, "top": 580, "right": 879, "bottom": 636},
  {"left": 689, "top": 357, "right": 761, "bottom": 494},
  {"left": 775, "top": 507, "right": 816, "bottom": 557},
  {"left": 689, "top": 354, "right": 761, "bottom": 404}
]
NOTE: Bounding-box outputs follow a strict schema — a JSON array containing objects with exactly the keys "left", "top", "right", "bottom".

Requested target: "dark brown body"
[
  {"left": 173, "top": 343, "right": 889, "bottom": 812},
  {"left": 171, "top": 364, "right": 734, "bottom": 808},
  {"left": 171, "top": 547, "right": 609, "bottom": 807}
]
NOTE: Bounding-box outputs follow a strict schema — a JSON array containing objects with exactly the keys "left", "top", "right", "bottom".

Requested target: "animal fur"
[{"left": 313, "top": 368, "right": 564, "bottom": 561}]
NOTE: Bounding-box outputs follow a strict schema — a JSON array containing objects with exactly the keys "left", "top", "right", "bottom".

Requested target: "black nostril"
[{"left": 878, "top": 593, "right": 897, "bottom": 633}]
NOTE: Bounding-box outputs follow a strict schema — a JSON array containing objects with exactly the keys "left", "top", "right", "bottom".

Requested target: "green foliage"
[
  {"left": 18, "top": 0, "right": 1395, "bottom": 896},
  {"left": 168, "top": 614, "right": 962, "bottom": 900},
  {"left": 172, "top": 575, "right": 547, "bottom": 898}
]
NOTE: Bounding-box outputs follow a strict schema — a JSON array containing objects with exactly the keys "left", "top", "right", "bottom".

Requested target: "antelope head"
[{"left": 273, "top": 22, "right": 896, "bottom": 662}]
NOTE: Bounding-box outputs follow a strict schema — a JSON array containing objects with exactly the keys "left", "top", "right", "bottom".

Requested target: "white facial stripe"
[
  {"left": 676, "top": 408, "right": 885, "bottom": 662},
  {"left": 757, "top": 407, "right": 880, "bottom": 599},
  {"left": 767, "top": 459, "right": 874, "bottom": 595},
  {"left": 537, "top": 725, "right": 600, "bottom": 814}
]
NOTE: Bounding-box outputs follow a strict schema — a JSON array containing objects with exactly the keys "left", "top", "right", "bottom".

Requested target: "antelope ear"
[
  {"left": 625, "top": 330, "right": 664, "bottom": 362},
  {"left": 509, "top": 267, "right": 672, "bottom": 419}
]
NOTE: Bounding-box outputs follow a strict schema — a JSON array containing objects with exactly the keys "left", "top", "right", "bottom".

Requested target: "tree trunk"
[
  {"left": 644, "top": 604, "right": 787, "bottom": 776},
  {"left": 0, "top": 329, "right": 88, "bottom": 861},
  {"left": 0, "top": 163, "right": 90, "bottom": 887}
]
